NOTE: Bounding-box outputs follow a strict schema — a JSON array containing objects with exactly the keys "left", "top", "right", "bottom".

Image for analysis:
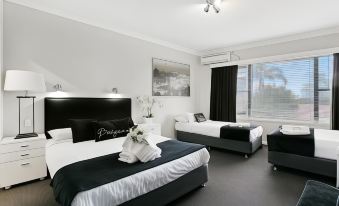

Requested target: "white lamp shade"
[{"left": 4, "top": 70, "right": 46, "bottom": 92}]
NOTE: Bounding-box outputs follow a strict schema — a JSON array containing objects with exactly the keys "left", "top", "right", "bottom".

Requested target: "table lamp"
[{"left": 4, "top": 70, "right": 46, "bottom": 139}]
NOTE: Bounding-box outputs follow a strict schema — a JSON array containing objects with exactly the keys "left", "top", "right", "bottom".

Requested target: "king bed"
[{"left": 45, "top": 98, "right": 210, "bottom": 206}]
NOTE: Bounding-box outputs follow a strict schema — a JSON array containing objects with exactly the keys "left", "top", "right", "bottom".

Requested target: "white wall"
[
  {"left": 0, "top": 0, "right": 3, "bottom": 138},
  {"left": 197, "top": 34, "right": 339, "bottom": 142},
  {"left": 3, "top": 2, "right": 202, "bottom": 138}
]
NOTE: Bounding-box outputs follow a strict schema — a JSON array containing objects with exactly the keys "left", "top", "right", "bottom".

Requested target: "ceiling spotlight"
[{"left": 204, "top": 0, "right": 221, "bottom": 13}]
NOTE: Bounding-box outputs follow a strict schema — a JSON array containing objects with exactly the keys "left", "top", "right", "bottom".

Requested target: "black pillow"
[
  {"left": 194, "top": 113, "right": 207, "bottom": 123},
  {"left": 93, "top": 117, "right": 134, "bottom": 142},
  {"left": 69, "top": 119, "right": 96, "bottom": 143}
]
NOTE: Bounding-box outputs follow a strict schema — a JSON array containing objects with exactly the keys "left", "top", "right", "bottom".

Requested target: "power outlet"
[{"left": 24, "top": 119, "right": 32, "bottom": 127}]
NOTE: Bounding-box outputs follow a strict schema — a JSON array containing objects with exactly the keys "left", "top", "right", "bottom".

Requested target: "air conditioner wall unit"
[{"left": 201, "top": 52, "right": 231, "bottom": 65}]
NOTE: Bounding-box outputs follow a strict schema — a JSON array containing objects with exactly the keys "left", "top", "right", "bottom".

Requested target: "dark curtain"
[
  {"left": 210, "top": 65, "right": 238, "bottom": 122},
  {"left": 332, "top": 53, "right": 339, "bottom": 130}
]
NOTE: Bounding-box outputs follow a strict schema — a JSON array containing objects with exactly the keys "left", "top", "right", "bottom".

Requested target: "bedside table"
[
  {"left": 0, "top": 134, "right": 47, "bottom": 189},
  {"left": 138, "top": 123, "right": 162, "bottom": 135}
]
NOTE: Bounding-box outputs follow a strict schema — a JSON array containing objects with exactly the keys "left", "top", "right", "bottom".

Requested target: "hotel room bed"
[
  {"left": 175, "top": 120, "right": 263, "bottom": 157},
  {"left": 267, "top": 128, "right": 339, "bottom": 178},
  {"left": 45, "top": 98, "right": 210, "bottom": 206},
  {"left": 46, "top": 135, "right": 209, "bottom": 206}
]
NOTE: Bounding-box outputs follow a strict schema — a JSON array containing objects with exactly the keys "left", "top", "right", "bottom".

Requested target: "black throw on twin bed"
[
  {"left": 52, "top": 140, "right": 205, "bottom": 206},
  {"left": 267, "top": 128, "right": 315, "bottom": 157},
  {"left": 220, "top": 124, "right": 258, "bottom": 142}
]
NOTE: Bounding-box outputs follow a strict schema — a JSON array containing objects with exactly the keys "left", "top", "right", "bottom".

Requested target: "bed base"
[
  {"left": 177, "top": 131, "right": 262, "bottom": 156},
  {"left": 121, "top": 164, "right": 208, "bottom": 206},
  {"left": 268, "top": 151, "right": 336, "bottom": 178}
]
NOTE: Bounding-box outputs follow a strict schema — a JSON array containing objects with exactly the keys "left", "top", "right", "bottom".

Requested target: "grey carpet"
[{"left": 0, "top": 146, "right": 335, "bottom": 206}]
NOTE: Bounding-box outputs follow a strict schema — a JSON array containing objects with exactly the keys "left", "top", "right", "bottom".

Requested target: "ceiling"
[{"left": 6, "top": 0, "right": 339, "bottom": 54}]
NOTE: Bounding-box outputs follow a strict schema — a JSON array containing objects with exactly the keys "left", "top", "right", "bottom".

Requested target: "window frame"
[{"left": 237, "top": 55, "right": 333, "bottom": 124}]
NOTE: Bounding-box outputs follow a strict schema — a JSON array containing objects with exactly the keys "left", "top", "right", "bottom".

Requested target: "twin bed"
[
  {"left": 44, "top": 98, "right": 210, "bottom": 206},
  {"left": 176, "top": 120, "right": 263, "bottom": 157},
  {"left": 268, "top": 128, "right": 339, "bottom": 178}
]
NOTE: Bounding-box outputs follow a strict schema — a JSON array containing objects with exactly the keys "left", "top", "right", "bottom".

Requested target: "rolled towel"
[{"left": 118, "top": 151, "right": 138, "bottom": 164}]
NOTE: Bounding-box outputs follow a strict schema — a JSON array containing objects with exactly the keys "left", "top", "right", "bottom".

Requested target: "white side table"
[
  {"left": 0, "top": 134, "right": 47, "bottom": 189},
  {"left": 138, "top": 123, "right": 162, "bottom": 135}
]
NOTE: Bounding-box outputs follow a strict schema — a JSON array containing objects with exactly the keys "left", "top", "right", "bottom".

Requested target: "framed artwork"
[{"left": 152, "top": 58, "right": 190, "bottom": 96}]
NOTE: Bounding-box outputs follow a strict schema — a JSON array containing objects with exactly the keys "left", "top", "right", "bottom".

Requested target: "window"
[{"left": 236, "top": 55, "right": 333, "bottom": 124}]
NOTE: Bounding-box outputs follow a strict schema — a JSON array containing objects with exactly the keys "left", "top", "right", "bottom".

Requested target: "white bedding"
[
  {"left": 175, "top": 120, "right": 263, "bottom": 142},
  {"left": 46, "top": 135, "right": 210, "bottom": 206},
  {"left": 314, "top": 129, "right": 339, "bottom": 160}
]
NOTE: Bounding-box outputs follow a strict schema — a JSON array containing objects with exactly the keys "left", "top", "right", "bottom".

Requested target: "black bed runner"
[
  {"left": 220, "top": 124, "right": 259, "bottom": 142},
  {"left": 51, "top": 140, "right": 205, "bottom": 206},
  {"left": 267, "top": 128, "right": 314, "bottom": 157}
]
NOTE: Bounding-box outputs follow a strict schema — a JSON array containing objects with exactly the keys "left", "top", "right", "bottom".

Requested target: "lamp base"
[{"left": 15, "top": 133, "right": 38, "bottom": 139}]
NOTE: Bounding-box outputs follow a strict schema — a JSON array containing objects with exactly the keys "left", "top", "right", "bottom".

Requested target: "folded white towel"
[
  {"left": 136, "top": 141, "right": 161, "bottom": 163},
  {"left": 280, "top": 125, "right": 310, "bottom": 135},
  {"left": 119, "top": 135, "right": 162, "bottom": 163},
  {"left": 227, "top": 122, "right": 251, "bottom": 127},
  {"left": 118, "top": 151, "right": 138, "bottom": 164}
]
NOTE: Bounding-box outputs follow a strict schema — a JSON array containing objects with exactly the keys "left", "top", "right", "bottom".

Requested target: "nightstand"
[
  {"left": 138, "top": 123, "right": 162, "bottom": 135},
  {"left": 0, "top": 134, "right": 47, "bottom": 189}
]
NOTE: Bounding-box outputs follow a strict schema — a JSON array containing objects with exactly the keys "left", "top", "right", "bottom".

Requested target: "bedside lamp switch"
[{"left": 24, "top": 119, "right": 32, "bottom": 127}]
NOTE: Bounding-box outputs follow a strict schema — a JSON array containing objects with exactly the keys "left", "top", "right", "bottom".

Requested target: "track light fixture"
[{"left": 204, "top": 0, "right": 221, "bottom": 13}]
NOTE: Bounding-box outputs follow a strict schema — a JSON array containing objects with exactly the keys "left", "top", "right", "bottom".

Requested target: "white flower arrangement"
[
  {"left": 127, "top": 125, "right": 149, "bottom": 144},
  {"left": 136, "top": 95, "right": 163, "bottom": 118}
]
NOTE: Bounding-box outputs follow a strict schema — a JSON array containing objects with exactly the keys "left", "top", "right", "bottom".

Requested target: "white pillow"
[
  {"left": 186, "top": 112, "right": 196, "bottom": 123},
  {"left": 48, "top": 128, "right": 72, "bottom": 141},
  {"left": 174, "top": 115, "right": 188, "bottom": 123}
]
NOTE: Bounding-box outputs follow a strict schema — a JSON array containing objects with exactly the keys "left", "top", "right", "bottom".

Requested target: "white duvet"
[
  {"left": 175, "top": 120, "right": 263, "bottom": 142},
  {"left": 314, "top": 129, "right": 339, "bottom": 160},
  {"left": 46, "top": 135, "right": 210, "bottom": 206}
]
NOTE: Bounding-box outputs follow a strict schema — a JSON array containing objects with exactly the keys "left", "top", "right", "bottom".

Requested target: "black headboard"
[{"left": 45, "top": 98, "right": 132, "bottom": 137}]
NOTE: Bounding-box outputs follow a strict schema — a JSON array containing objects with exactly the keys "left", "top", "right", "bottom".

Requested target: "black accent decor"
[
  {"left": 267, "top": 128, "right": 315, "bottom": 157},
  {"left": 296, "top": 180, "right": 339, "bottom": 206},
  {"left": 220, "top": 124, "right": 258, "bottom": 142},
  {"left": 177, "top": 130, "right": 262, "bottom": 156},
  {"left": 15, "top": 96, "right": 38, "bottom": 139},
  {"left": 51, "top": 140, "right": 205, "bottom": 206},
  {"left": 69, "top": 119, "right": 96, "bottom": 143},
  {"left": 210, "top": 65, "right": 238, "bottom": 122},
  {"left": 194, "top": 113, "right": 207, "bottom": 122},
  {"left": 44, "top": 98, "right": 131, "bottom": 139},
  {"left": 93, "top": 117, "right": 134, "bottom": 142},
  {"left": 332, "top": 53, "right": 339, "bottom": 130}
]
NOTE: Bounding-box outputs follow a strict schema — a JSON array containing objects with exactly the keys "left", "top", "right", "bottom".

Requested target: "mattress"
[
  {"left": 175, "top": 120, "right": 263, "bottom": 142},
  {"left": 46, "top": 135, "right": 210, "bottom": 206}
]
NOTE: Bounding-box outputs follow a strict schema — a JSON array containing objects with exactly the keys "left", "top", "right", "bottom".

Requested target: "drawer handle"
[
  {"left": 21, "top": 154, "right": 30, "bottom": 157},
  {"left": 21, "top": 163, "right": 30, "bottom": 166},
  {"left": 21, "top": 145, "right": 29, "bottom": 148}
]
